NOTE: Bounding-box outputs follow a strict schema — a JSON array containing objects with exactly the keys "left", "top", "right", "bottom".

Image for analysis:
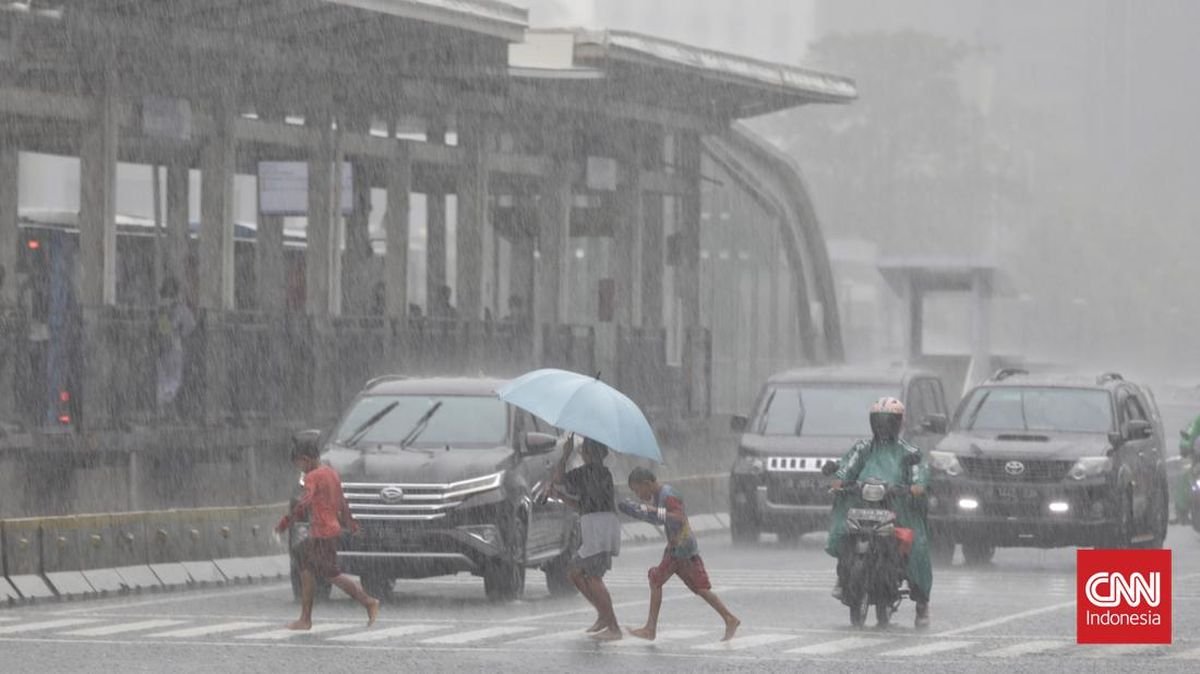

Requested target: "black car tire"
[
  {"left": 485, "top": 516, "right": 527, "bottom": 602},
  {"left": 961, "top": 541, "right": 995, "bottom": 566},
  {"left": 1105, "top": 488, "right": 1136, "bottom": 549},
  {"left": 1141, "top": 479, "right": 1169, "bottom": 549},
  {"left": 875, "top": 602, "right": 892, "bottom": 628},
  {"left": 777, "top": 529, "right": 803, "bottom": 547},
  {"left": 730, "top": 504, "right": 760, "bottom": 546},
  {"left": 361, "top": 573, "right": 393, "bottom": 602}
]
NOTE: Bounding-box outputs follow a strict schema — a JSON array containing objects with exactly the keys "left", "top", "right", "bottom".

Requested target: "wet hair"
[
  {"left": 290, "top": 431, "right": 322, "bottom": 461},
  {"left": 582, "top": 438, "right": 608, "bottom": 461},
  {"left": 627, "top": 467, "right": 656, "bottom": 487}
]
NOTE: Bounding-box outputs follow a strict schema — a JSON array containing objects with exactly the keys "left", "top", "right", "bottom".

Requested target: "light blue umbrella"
[{"left": 496, "top": 368, "right": 662, "bottom": 463}]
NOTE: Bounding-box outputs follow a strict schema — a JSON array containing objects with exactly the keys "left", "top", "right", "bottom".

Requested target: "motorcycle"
[{"left": 823, "top": 460, "right": 915, "bottom": 628}]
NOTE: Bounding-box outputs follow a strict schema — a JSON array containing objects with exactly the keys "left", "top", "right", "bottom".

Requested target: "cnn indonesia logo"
[{"left": 1077, "top": 549, "right": 1171, "bottom": 644}]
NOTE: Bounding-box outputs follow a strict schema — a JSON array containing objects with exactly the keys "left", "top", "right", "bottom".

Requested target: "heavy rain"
[{"left": 0, "top": 1, "right": 1196, "bottom": 672}]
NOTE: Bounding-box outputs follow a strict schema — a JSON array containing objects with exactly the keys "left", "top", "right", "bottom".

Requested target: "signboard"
[
  {"left": 142, "top": 95, "right": 192, "bottom": 141},
  {"left": 258, "top": 161, "right": 353, "bottom": 216}
]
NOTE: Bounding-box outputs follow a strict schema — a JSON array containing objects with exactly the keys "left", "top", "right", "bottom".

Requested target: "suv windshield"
[
  {"left": 757, "top": 384, "right": 899, "bottom": 436},
  {"left": 334, "top": 395, "right": 507, "bottom": 447},
  {"left": 955, "top": 387, "right": 1113, "bottom": 433}
]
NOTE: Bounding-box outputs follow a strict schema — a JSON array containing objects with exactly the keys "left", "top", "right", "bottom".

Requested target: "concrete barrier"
[{"left": 0, "top": 518, "right": 55, "bottom": 599}]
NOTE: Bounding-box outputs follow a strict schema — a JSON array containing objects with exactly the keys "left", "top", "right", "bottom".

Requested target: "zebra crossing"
[{"left": 0, "top": 613, "right": 1194, "bottom": 660}]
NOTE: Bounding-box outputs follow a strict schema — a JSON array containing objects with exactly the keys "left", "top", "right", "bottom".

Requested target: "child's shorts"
[
  {"left": 648, "top": 552, "right": 711, "bottom": 593},
  {"left": 299, "top": 537, "right": 342, "bottom": 580}
]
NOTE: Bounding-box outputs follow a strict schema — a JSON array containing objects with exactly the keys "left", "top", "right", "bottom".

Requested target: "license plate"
[
  {"left": 995, "top": 486, "right": 1037, "bottom": 501},
  {"left": 847, "top": 508, "right": 893, "bottom": 521}
]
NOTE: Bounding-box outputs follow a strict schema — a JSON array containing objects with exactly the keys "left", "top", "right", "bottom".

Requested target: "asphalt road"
[{"left": 3, "top": 527, "right": 1200, "bottom": 673}]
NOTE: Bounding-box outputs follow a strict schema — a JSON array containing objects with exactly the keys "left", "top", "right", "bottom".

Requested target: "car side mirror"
[
  {"left": 920, "top": 414, "right": 949, "bottom": 435},
  {"left": 820, "top": 460, "right": 840, "bottom": 477},
  {"left": 730, "top": 415, "right": 749, "bottom": 433},
  {"left": 524, "top": 432, "right": 558, "bottom": 455},
  {"left": 1125, "top": 419, "right": 1152, "bottom": 441}
]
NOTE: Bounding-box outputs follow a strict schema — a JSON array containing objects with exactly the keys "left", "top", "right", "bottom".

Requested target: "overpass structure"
[{"left": 0, "top": 1, "right": 855, "bottom": 516}]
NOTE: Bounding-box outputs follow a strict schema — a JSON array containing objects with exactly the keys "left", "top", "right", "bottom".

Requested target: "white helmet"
[{"left": 870, "top": 397, "right": 905, "bottom": 416}]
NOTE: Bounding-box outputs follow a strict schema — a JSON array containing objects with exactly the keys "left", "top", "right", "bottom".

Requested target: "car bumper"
[
  {"left": 730, "top": 473, "right": 832, "bottom": 531},
  {"left": 294, "top": 520, "right": 510, "bottom": 580},
  {"left": 928, "top": 477, "right": 1116, "bottom": 547}
]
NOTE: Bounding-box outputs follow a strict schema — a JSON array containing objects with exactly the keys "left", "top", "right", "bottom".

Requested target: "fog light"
[
  {"left": 958, "top": 498, "right": 979, "bottom": 511},
  {"left": 459, "top": 525, "right": 501, "bottom": 547},
  {"left": 1048, "top": 501, "right": 1070, "bottom": 514}
]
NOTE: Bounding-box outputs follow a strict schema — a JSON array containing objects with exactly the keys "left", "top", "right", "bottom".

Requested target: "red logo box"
[{"left": 1077, "top": 549, "right": 1171, "bottom": 644}]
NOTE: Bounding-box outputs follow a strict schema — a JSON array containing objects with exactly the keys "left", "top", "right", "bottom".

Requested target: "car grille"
[
  {"left": 766, "top": 456, "right": 839, "bottom": 473},
  {"left": 342, "top": 473, "right": 502, "bottom": 522},
  {"left": 959, "top": 457, "right": 1073, "bottom": 483},
  {"left": 766, "top": 475, "right": 835, "bottom": 506}
]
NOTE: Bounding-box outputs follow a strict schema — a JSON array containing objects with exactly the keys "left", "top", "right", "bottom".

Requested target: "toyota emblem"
[
  {"left": 379, "top": 485, "right": 405, "bottom": 504},
  {"left": 1004, "top": 461, "right": 1026, "bottom": 476}
]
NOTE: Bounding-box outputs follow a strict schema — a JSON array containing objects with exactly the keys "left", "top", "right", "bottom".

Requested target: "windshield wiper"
[
  {"left": 398, "top": 400, "right": 444, "bottom": 450},
  {"left": 345, "top": 401, "right": 399, "bottom": 448}
]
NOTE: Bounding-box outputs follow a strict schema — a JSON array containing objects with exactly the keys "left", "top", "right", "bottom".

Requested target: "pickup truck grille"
[
  {"left": 959, "top": 457, "right": 1073, "bottom": 483},
  {"left": 342, "top": 473, "right": 503, "bottom": 522}
]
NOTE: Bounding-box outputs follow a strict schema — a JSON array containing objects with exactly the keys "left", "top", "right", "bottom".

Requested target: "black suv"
[
  {"left": 928, "top": 370, "right": 1170, "bottom": 565},
  {"left": 728, "top": 365, "right": 951, "bottom": 544},
  {"left": 290, "top": 376, "right": 578, "bottom": 602}
]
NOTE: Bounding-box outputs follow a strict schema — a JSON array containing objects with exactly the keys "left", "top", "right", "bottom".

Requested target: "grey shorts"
[{"left": 568, "top": 552, "right": 612, "bottom": 578}]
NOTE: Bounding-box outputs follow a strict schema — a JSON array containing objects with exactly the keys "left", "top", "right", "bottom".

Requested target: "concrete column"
[
  {"left": 640, "top": 192, "right": 664, "bottom": 329},
  {"left": 305, "top": 108, "right": 336, "bottom": 316},
  {"left": 677, "top": 132, "right": 703, "bottom": 329},
  {"left": 967, "top": 270, "right": 993, "bottom": 385},
  {"left": 165, "top": 162, "right": 190, "bottom": 295},
  {"left": 768, "top": 240, "right": 781, "bottom": 367},
  {"left": 0, "top": 147, "right": 17, "bottom": 307},
  {"left": 455, "top": 115, "right": 489, "bottom": 321},
  {"left": 613, "top": 133, "right": 642, "bottom": 327},
  {"left": 384, "top": 139, "right": 412, "bottom": 321},
  {"left": 426, "top": 123, "right": 447, "bottom": 312},
  {"left": 78, "top": 69, "right": 119, "bottom": 307},
  {"left": 535, "top": 130, "right": 572, "bottom": 329},
  {"left": 256, "top": 213, "right": 286, "bottom": 313},
  {"left": 509, "top": 216, "right": 535, "bottom": 313},
  {"left": 342, "top": 114, "right": 372, "bottom": 315},
  {"left": 199, "top": 96, "right": 236, "bottom": 311},
  {"left": 902, "top": 276, "right": 923, "bottom": 361}
]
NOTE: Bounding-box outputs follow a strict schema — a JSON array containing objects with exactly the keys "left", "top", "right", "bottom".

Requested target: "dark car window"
[
  {"left": 926, "top": 379, "right": 948, "bottom": 415},
  {"left": 333, "top": 395, "right": 508, "bottom": 446},
  {"left": 757, "top": 384, "right": 899, "bottom": 437},
  {"left": 955, "top": 386, "right": 1114, "bottom": 434},
  {"left": 904, "top": 380, "right": 931, "bottom": 427},
  {"left": 1121, "top": 393, "right": 1148, "bottom": 424}
]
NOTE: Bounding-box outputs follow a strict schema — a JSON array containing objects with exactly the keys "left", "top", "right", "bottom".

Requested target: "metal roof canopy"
[
  {"left": 876, "top": 257, "right": 1015, "bottom": 297},
  {"left": 511, "top": 29, "right": 857, "bottom": 121}
]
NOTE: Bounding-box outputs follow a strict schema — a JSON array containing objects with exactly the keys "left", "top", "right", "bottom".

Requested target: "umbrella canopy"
[{"left": 496, "top": 368, "right": 662, "bottom": 463}]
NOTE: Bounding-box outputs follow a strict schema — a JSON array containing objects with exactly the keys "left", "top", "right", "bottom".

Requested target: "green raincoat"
[{"left": 825, "top": 438, "right": 932, "bottom": 603}]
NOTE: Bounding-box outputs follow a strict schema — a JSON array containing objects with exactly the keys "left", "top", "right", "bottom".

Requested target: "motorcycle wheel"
[
  {"left": 848, "top": 593, "right": 869, "bottom": 628},
  {"left": 875, "top": 602, "right": 892, "bottom": 628}
]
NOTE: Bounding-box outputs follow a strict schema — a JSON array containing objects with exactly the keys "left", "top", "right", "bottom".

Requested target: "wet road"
[{"left": 3, "top": 528, "right": 1199, "bottom": 673}]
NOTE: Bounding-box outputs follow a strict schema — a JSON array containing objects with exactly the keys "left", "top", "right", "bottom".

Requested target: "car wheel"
[
  {"left": 361, "top": 573, "right": 393, "bottom": 602},
  {"left": 730, "top": 504, "right": 760, "bottom": 546},
  {"left": 544, "top": 524, "right": 580, "bottom": 598},
  {"left": 875, "top": 602, "right": 892, "bottom": 628},
  {"left": 777, "top": 529, "right": 803, "bottom": 547},
  {"left": 961, "top": 541, "right": 995, "bottom": 566},
  {"left": 485, "top": 515, "right": 527, "bottom": 602},
  {"left": 1105, "top": 489, "right": 1136, "bottom": 549},
  {"left": 930, "top": 535, "right": 955, "bottom": 567},
  {"left": 1142, "top": 479, "right": 1169, "bottom": 549}
]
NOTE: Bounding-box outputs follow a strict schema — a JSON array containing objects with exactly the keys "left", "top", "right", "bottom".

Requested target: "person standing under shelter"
[{"left": 156, "top": 276, "right": 195, "bottom": 417}]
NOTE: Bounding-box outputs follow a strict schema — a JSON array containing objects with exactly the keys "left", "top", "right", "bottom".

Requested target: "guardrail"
[{"left": 0, "top": 504, "right": 288, "bottom": 604}]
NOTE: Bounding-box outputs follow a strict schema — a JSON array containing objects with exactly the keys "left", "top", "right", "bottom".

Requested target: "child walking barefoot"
[{"left": 619, "top": 468, "right": 740, "bottom": 642}]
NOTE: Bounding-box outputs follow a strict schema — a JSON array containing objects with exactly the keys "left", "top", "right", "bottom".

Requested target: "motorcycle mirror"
[{"left": 821, "top": 460, "right": 840, "bottom": 477}]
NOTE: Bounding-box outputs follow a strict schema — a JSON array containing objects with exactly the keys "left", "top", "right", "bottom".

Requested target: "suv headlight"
[
  {"left": 928, "top": 451, "right": 963, "bottom": 477},
  {"left": 1068, "top": 457, "right": 1111, "bottom": 480},
  {"left": 737, "top": 452, "right": 766, "bottom": 476}
]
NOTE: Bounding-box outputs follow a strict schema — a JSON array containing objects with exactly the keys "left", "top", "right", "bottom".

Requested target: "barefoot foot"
[
  {"left": 286, "top": 620, "right": 312, "bottom": 631},
  {"left": 585, "top": 619, "right": 606, "bottom": 633},
  {"left": 590, "top": 627, "right": 622, "bottom": 641},
  {"left": 626, "top": 626, "right": 656, "bottom": 641},
  {"left": 721, "top": 616, "right": 741, "bottom": 642},
  {"left": 366, "top": 598, "right": 380, "bottom": 627}
]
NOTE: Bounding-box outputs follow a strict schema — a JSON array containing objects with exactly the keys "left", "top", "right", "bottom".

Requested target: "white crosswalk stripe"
[
  {"left": 62, "top": 620, "right": 188, "bottom": 637},
  {"left": 611, "top": 629, "right": 708, "bottom": 647},
  {"left": 420, "top": 625, "right": 538, "bottom": 645},
  {"left": 787, "top": 636, "right": 892, "bottom": 655},
  {"left": 238, "top": 623, "right": 358, "bottom": 640},
  {"left": 978, "top": 640, "right": 1069, "bottom": 658},
  {"left": 693, "top": 633, "right": 797, "bottom": 651},
  {"left": 0, "top": 619, "right": 100, "bottom": 635},
  {"left": 879, "top": 640, "right": 975, "bottom": 657},
  {"left": 148, "top": 621, "right": 270, "bottom": 638},
  {"left": 508, "top": 628, "right": 595, "bottom": 644},
  {"left": 328, "top": 623, "right": 449, "bottom": 643}
]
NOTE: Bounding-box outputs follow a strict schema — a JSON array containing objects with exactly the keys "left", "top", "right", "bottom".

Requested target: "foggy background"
[{"left": 524, "top": 0, "right": 1198, "bottom": 385}]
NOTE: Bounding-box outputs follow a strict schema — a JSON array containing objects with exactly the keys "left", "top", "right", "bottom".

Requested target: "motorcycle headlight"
[
  {"left": 861, "top": 483, "right": 887, "bottom": 502},
  {"left": 929, "top": 451, "right": 963, "bottom": 477},
  {"left": 1068, "top": 457, "right": 1111, "bottom": 481}
]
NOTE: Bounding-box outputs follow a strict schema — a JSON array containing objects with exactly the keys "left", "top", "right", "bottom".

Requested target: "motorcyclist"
[
  {"left": 826, "top": 397, "right": 933, "bottom": 629},
  {"left": 1173, "top": 414, "right": 1200, "bottom": 525}
]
